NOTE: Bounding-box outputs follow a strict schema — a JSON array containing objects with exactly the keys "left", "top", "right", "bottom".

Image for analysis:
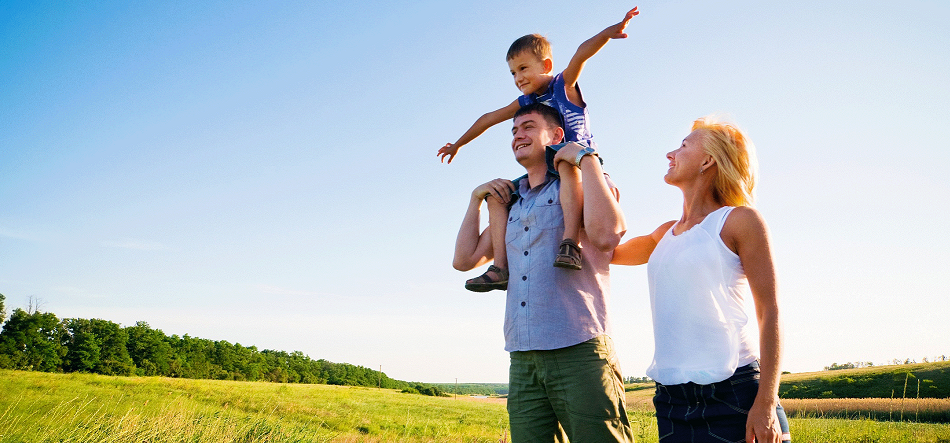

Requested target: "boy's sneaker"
[{"left": 553, "top": 238, "right": 582, "bottom": 270}]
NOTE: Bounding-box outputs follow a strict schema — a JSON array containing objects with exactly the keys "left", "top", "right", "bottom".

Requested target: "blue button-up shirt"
[{"left": 503, "top": 174, "right": 616, "bottom": 352}]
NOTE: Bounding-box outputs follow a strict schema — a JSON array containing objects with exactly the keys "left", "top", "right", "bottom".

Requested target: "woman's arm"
[
  {"left": 611, "top": 221, "right": 674, "bottom": 265},
  {"left": 723, "top": 207, "right": 783, "bottom": 443}
]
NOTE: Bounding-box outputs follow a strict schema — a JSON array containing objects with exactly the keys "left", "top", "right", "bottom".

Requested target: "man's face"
[{"left": 511, "top": 112, "right": 560, "bottom": 165}]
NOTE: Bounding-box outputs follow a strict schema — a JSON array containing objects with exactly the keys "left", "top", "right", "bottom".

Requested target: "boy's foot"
[
  {"left": 465, "top": 265, "right": 509, "bottom": 292},
  {"left": 553, "top": 238, "right": 582, "bottom": 270}
]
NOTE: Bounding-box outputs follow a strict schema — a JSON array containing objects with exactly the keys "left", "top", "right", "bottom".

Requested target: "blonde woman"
[{"left": 558, "top": 117, "right": 790, "bottom": 442}]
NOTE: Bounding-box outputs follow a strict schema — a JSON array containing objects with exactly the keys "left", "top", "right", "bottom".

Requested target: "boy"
[{"left": 439, "top": 7, "right": 638, "bottom": 292}]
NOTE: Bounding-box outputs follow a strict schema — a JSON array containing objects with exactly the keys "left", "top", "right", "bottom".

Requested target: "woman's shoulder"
[
  {"left": 721, "top": 206, "right": 770, "bottom": 253},
  {"left": 724, "top": 206, "right": 767, "bottom": 228}
]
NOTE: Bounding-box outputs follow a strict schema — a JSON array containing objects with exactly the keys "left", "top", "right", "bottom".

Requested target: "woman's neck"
[{"left": 677, "top": 186, "right": 722, "bottom": 228}]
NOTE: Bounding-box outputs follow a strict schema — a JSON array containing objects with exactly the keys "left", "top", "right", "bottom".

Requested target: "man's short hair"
[
  {"left": 507, "top": 34, "right": 552, "bottom": 62},
  {"left": 514, "top": 103, "right": 563, "bottom": 129}
]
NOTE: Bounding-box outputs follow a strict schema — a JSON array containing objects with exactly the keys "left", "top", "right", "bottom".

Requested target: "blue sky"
[{"left": 2, "top": 1, "right": 948, "bottom": 383}]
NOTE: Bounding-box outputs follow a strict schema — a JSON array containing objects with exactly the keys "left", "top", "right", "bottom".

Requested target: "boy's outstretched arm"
[
  {"left": 438, "top": 99, "right": 521, "bottom": 164},
  {"left": 561, "top": 6, "right": 638, "bottom": 103}
]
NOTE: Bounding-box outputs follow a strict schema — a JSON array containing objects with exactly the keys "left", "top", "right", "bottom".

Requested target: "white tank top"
[{"left": 646, "top": 206, "right": 758, "bottom": 385}]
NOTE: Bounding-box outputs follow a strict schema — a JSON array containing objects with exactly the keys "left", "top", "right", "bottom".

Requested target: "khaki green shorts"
[{"left": 508, "top": 335, "right": 634, "bottom": 443}]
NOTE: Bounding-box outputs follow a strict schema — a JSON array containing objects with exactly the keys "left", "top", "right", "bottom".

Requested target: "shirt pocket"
[
  {"left": 505, "top": 210, "right": 522, "bottom": 246},
  {"left": 534, "top": 189, "right": 563, "bottom": 231}
]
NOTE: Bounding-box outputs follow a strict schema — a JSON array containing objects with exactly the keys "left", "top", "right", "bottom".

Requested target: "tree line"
[{"left": 0, "top": 294, "right": 441, "bottom": 395}]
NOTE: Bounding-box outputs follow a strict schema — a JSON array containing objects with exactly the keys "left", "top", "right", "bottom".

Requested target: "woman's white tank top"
[{"left": 646, "top": 206, "right": 758, "bottom": 385}]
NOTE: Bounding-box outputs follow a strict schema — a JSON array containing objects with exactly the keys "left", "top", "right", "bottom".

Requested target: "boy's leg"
[
  {"left": 554, "top": 161, "right": 583, "bottom": 270},
  {"left": 487, "top": 195, "right": 509, "bottom": 271},
  {"left": 464, "top": 195, "right": 509, "bottom": 292}
]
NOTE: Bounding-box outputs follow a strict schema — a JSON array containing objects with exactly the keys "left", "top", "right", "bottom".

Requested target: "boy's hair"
[
  {"left": 514, "top": 103, "right": 563, "bottom": 129},
  {"left": 506, "top": 33, "right": 552, "bottom": 62}
]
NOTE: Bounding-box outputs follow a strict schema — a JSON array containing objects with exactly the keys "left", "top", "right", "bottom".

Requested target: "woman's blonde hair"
[{"left": 691, "top": 116, "right": 758, "bottom": 207}]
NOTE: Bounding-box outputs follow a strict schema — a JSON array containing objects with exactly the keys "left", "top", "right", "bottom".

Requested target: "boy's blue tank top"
[{"left": 518, "top": 72, "right": 593, "bottom": 145}]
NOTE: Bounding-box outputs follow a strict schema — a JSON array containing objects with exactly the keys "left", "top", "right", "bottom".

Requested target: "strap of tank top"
[{"left": 707, "top": 206, "right": 735, "bottom": 234}]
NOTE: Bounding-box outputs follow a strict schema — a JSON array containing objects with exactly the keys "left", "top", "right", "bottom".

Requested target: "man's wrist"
[{"left": 574, "top": 146, "right": 597, "bottom": 167}]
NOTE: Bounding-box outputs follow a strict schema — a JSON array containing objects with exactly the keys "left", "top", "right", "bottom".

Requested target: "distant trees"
[
  {"left": 0, "top": 308, "right": 66, "bottom": 372},
  {"left": 825, "top": 362, "right": 874, "bottom": 371},
  {"left": 825, "top": 358, "right": 950, "bottom": 371},
  {"left": 402, "top": 384, "right": 449, "bottom": 397},
  {"left": 625, "top": 375, "right": 653, "bottom": 384},
  {"left": 0, "top": 304, "right": 443, "bottom": 395}
]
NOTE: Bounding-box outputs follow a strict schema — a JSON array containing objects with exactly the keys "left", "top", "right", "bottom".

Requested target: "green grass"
[
  {"left": 0, "top": 370, "right": 509, "bottom": 442},
  {"left": 2, "top": 369, "right": 949, "bottom": 442},
  {"left": 788, "top": 418, "right": 950, "bottom": 443},
  {"left": 780, "top": 361, "right": 950, "bottom": 399}
]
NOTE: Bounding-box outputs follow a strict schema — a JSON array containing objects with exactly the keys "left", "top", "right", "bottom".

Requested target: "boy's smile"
[{"left": 507, "top": 51, "right": 553, "bottom": 96}]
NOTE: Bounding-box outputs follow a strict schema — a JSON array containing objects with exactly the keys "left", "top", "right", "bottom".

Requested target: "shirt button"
[
  {"left": 548, "top": 199, "right": 553, "bottom": 204},
  {"left": 521, "top": 301, "right": 526, "bottom": 307},
  {"left": 522, "top": 276, "right": 527, "bottom": 281},
  {"left": 524, "top": 226, "right": 529, "bottom": 232},
  {"left": 523, "top": 251, "right": 528, "bottom": 256}
]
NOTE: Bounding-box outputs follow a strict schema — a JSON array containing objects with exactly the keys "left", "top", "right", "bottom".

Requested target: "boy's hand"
[
  {"left": 551, "top": 142, "right": 587, "bottom": 170},
  {"left": 438, "top": 142, "right": 459, "bottom": 164},
  {"left": 606, "top": 6, "right": 639, "bottom": 39}
]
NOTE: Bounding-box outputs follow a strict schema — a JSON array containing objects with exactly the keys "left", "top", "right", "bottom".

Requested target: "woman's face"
[{"left": 665, "top": 129, "right": 707, "bottom": 185}]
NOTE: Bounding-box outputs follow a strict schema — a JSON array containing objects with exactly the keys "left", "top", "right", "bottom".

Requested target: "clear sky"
[{"left": 2, "top": 1, "right": 948, "bottom": 384}]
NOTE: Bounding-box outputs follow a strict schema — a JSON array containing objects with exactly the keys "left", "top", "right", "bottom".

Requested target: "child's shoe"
[
  {"left": 465, "top": 265, "right": 509, "bottom": 292},
  {"left": 553, "top": 238, "right": 582, "bottom": 270}
]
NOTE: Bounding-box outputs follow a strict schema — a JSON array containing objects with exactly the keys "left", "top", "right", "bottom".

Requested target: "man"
[{"left": 452, "top": 103, "right": 634, "bottom": 442}]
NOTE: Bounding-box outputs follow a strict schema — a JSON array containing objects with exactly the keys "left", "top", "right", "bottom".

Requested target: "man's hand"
[
  {"left": 438, "top": 143, "right": 459, "bottom": 164},
  {"left": 605, "top": 7, "right": 639, "bottom": 39},
  {"left": 473, "top": 178, "right": 516, "bottom": 205}
]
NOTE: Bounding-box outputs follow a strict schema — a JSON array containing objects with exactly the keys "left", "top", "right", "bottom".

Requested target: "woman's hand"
[{"left": 746, "top": 398, "right": 782, "bottom": 442}]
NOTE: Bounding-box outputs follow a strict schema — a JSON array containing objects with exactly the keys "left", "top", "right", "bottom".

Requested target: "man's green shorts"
[{"left": 507, "top": 335, "right": 634, "bottom": 443}]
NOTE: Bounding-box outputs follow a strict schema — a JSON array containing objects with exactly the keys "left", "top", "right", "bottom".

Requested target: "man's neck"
[{"left": 525, "top": 165, "right": 550, "bottom": 189}]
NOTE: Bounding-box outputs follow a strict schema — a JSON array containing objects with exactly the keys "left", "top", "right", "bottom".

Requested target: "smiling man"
[{"left": 452, "top": 103, "right": 634, "bottom": 442}]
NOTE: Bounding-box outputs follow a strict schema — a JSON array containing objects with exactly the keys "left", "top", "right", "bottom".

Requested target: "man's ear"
[
  {"left": 543, "top": 58, "right": 554, "bottom": 74},
  {"left": 553, "top": 126, "right": 565, "bottom": 144}
]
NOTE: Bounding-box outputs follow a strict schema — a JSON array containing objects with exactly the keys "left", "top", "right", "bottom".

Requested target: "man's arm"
[
  {"left": 439, "top": 100, "right": 522, "bottom": 164},
  {"left": 553, "top": 143, "right": 626, "bottom": 251},
  {"left": 561, "top": 7, "right": 639, "bottom": 106},
  {"left": 453, "top": 179, "right": 516, "bottom": 270}
]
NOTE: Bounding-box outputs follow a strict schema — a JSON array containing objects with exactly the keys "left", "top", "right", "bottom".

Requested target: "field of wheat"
[{"left": 781, "top": 397, "right": 950, "bottom": 423}]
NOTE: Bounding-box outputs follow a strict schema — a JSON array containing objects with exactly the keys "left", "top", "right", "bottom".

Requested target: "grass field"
[
  {"left": 779, "top": 361, "right": 950, "bottom": 399},
  {"left": 2, "top": 370, "right": 950, "bottom": 442}
]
